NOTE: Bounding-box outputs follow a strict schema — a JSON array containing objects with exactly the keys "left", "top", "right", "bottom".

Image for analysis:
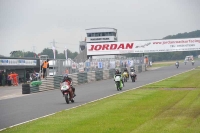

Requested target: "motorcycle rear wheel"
[
  {"left": 131, "top": 77, "right": 135, "bottom": 82},
  {"left": 71, "top": 99, "right": 74, "bottom": 103},
  {"left": 116, "top": 81, "right": 120, "bottom": 91}
]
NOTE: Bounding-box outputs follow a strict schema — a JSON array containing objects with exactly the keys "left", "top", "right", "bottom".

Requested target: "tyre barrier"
[
  {"left": 22, "top": 65, "right": 146, "bottom": 94},
  {"left": 95, "top": 71, "right": 103, "bottom": 81},
  {"left": 78, "top": 72, "right": 87, "bottom": 84},
  {"left": 87, "top": 71, "right": 95, "bottom": 82},
  {"left": 22, "top": 83, "right": 30, "bottom": 94},
  {"left": 109, "top": 69, "right": 115, "bottom": 78},
  {"left": 30, "top": 86, "right": 39, "bottom": 93},
  {"left": 54, "top": 76, "right": 63, "bottom": 89},
  {"left": 103, "top": 70, "right": 109, "bottom": 79}
]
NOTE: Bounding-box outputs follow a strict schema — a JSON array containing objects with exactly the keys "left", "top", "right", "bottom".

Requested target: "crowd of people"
[
  {"left": 0, "top": 71, "right": 19, "bottom": 86},
  {"left": 0, "top": 59, "right": 49, "bottom": 86}
]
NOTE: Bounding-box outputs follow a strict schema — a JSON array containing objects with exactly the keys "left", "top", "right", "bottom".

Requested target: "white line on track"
[{"left": 0, "top": 68, "right": 194, "bottom": 132}]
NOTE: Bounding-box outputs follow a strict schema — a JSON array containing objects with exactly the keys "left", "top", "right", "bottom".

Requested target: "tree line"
[{"left": 10, "top": 48, "right": 78, "bottom": 59}]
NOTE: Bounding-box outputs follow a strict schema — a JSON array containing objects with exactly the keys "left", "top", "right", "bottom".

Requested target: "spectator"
[
  {"left": 41, "top": 60, "right": 49, "bottom": 79},
  {"left": 26, "top": 71, "right": 30, "bottom": 82},
  {"left": 13, "top": 72, "right": 18, "bottom": 86},
  {"left": 7, "top": 73, "right": 12, "bottom": 86}
]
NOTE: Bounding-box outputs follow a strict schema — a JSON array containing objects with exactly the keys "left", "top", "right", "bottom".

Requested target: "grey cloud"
[{"left": 0, "top": 0, "right": 199, "bottom": 56}]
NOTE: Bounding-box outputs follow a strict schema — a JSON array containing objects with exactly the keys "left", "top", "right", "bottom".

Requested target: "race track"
[{"left": 0, "top": 61, "right": 199, "bottom": 130}]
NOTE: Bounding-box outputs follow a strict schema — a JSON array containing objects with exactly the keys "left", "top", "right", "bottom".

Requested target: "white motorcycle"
[{"left": 175, "top": 62, "right": 179, "bottom": 68}]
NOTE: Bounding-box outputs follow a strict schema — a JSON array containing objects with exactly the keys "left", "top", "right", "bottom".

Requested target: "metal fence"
[
  {"left": 47, "top": 56, "right": 151, "bottom": 76},
  {"left": 29, "top": 64, "right": 147, "bottom": 93}
]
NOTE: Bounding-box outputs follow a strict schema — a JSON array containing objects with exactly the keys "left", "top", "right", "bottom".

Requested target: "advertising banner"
[
  {"left": 104, "top": 61, "right": 109, "bottom": 69},
  {"left": 128, "top": 60, "right": 134, "bottom": 67},
  {"left": 87, "top": 38, "right": 200, "bottom": 55},
  {"left": 78, "top": 62, "right": 84, "bottom": 72},
  {"left": 85, "top": 62, "right": 90, "bottom": 68},
  {"left": 98, "top": 62, "right": 103, "bottom": 69},
  {"left": 115, "top": 60, "right": 120, "bottom": 67},
  {"left": 0, "top": 59, "right": 37, "bottom": 66},
  {"left": 109, "top": 61, "right": 115, "bottom": 69},
  {"left": 72, "top": 62, "right": 77, "bottom": 69}
]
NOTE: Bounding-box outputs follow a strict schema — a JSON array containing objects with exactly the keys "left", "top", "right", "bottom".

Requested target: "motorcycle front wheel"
[{"left": 65, "top": 94, "right": 69, "bottom": 104}]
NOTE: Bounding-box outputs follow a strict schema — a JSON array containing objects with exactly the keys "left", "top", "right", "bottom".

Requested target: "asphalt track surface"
[{"left": 0, "top": 61, "right": 199, "bottom": 130}]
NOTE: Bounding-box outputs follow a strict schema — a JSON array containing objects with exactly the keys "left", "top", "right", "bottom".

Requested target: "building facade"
[{"left": 85, "top": 27, "right": 118, "bottom": 43}]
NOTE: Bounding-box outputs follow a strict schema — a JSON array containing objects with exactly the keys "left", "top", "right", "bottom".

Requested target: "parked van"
[{"left": 185, "top": 55, "right": 193, "bottom": 61}]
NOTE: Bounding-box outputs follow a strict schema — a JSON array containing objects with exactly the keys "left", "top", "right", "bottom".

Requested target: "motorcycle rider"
[
  {"left": 130, "top": 68, "right": 137, "bottom": 78},
  {"left": 184, "top": 59, "right": 187, "bottom": 65},
  {"left": 175, "top": 61, "right": 179, "bottom": 66},
  {"left": 192, "top": 59, "right": 195, "bottom": 65},
  {"left": 123, "top": 68, "right": 129, "bottom": 79},
  {"left": 62, "top": 74, "right": 76, "bottom": 97},
  {"left": 114, "top": 69, "right": 124, "bottom": 87}
]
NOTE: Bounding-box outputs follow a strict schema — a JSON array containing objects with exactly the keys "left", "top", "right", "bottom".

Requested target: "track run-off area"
[{"left": 0, "top": 61, "right": 199, "bottom": 130}]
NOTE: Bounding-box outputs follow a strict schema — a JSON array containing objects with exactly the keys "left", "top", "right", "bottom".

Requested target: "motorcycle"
[
  {"left": 175, "top": 63, "right": 179, "bottom": 68},
  {"left": 60, "top": 81, "right": 74, "bottom": 104},
  {"left": 184, "top": 61, "right": 187, "bottom": 65},
  {"left": 122, "top": 71, "right": 128, "bottom": 82},
  {"left": 114, "top": 75, "right": 123, "bottom": 91},
  {"left": 130, "top": 71, "right": 137, "bottom": 82},
  {"left": 192, "top": 61, "right": 194, "bottom": 66}
]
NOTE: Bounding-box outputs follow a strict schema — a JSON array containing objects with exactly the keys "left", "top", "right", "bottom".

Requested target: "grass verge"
[
  {"left": 1, "top": 69, "right": 200, "bottom": 133},
  {"left": 151, "top": 61, "right": 175, "bottom": 68}
]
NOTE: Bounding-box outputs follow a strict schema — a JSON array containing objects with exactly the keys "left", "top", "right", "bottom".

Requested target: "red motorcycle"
[{"left": 60, "top": 81, "right": 74, "bottom": 104}]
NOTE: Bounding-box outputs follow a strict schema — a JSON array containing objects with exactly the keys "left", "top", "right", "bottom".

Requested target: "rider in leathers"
[
  {"left": 123, "top": 68, "right": 129, "bottom": 79},
  {"left": 62, "top": 74, "right": 76, "bottom": 97},
  {"left": 130, "top": 68, "right": 137, "bottom": 79},
  {"left": 114, "top": 69, "right": 124, "bottom": 87}
]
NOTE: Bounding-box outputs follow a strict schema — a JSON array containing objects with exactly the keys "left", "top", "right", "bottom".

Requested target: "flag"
[
  {"left": 65, "top": 46, "right": 67, "bottom": 59},
  {"left": 52, "top": 45, "right": 56, "bottom": 59}
]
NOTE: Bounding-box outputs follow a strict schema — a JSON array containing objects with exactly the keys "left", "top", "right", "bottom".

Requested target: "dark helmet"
[
  {"left": 115, "top": 69, "right": 119, "bottom": 74},
  {"left": 63, "top": 74, "right": 68, "bottom": 80},
  {"left": 131, "top": 68, "right": 135, "bottom": 71}
]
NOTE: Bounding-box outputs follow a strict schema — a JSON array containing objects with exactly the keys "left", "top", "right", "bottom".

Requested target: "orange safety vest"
[{"left": 42, "top": 62, "right": 48, "bottom": 68}]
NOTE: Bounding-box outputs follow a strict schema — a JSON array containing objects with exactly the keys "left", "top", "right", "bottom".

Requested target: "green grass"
[
  {"left": 1, "top": 69, "right": 200, "bottom": 133},
  {"left": 150, "top": 60, "right": 181, "bottom": 68},
  {"left": 151, "top": 63, "right": 174, "bottom": 68}
]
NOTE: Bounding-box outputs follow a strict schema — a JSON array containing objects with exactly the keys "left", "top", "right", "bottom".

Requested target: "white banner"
[
  {"left": 87, "top": 38, "right": 200, "bottom": 55},
  {"left": 128, "top": 60, "right": 134, "bottom": 67},
  {"left": 98, "top": 62, "right": 103, "bottom": 69},
  {"left": 109, "top": 61, "right": 115, "bottom": 69},
  {"left": 72, "top": 62, "right": 77, "bottom": 69},
  {"left": 0, "top": 59, "right": 37, "bottom": 66},
  {"left": 115, "top": 60, "right": 120, "bottom": 67}
]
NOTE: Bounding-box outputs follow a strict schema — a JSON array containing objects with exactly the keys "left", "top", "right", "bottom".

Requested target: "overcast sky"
[{"left": 0, "top": 0, "right": 200, "bottom": 56}]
